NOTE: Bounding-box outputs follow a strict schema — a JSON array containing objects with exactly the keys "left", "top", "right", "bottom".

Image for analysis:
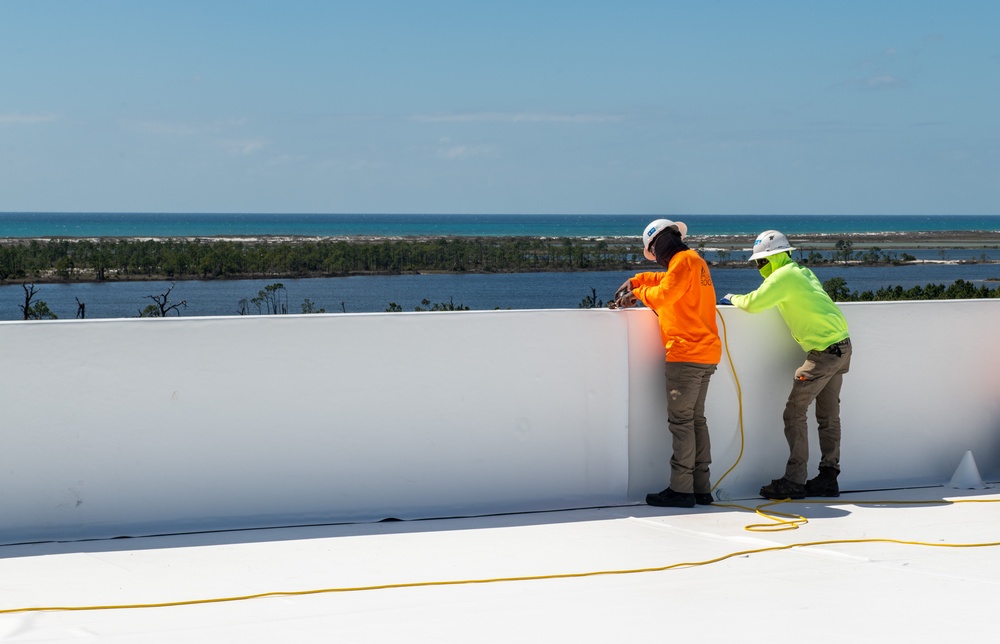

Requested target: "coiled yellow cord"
[{"left": 737, "top": 496, "right": 998, "bottom": 532}]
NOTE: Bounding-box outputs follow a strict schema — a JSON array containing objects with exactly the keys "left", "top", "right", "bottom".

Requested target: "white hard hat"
[
  {"left": 642, "top": 218, "right": 688, "bottom": 261},
  {"left": 748, "top": 230, "right": 794, "bottom": 261}
]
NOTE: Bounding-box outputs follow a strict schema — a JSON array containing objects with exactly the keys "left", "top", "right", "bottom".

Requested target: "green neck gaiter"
[{"left": 759, "top": 251, "right": 791, "bottom": 279}]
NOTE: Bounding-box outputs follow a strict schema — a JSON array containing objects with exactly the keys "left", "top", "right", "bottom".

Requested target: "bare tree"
[
  {"left": 139, "top": 283, "right": 188, "bottom": 317},
  {"left": 577, "top": 287, "right": 603, "bottom": 309},
  {"left": 19, "top": 283, "right": 39, "bottom": 320},
  {"left": 19, "top": 283, "right": 57, "bottom": 320}
]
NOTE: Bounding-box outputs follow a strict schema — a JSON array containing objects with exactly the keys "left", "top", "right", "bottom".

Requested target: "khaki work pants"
[
  {"left": 782, "top": 339, "right": 852, "bottom": 484},
  {"left": 664, "top": 361, "right": 718, "bottom": 494}
]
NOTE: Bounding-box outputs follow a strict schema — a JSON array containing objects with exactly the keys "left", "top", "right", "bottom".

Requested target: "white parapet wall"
[
  {"left": 629, "top": 300, "right": 1000, "bottom": 502},
  {"left": 2, "top": 301, "right": 999, "bottom": 544}
]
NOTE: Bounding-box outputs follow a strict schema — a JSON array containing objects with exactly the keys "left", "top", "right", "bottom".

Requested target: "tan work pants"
[
  {"left": 782, "top": 339, "right": 852, "bottom": 484},
  {"left": 664, "top": 361, "right": 718, "bottom": 494}
]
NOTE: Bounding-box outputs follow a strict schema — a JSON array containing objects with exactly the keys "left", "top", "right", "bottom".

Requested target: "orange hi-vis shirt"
[{"left": 630, "top": 249, "right": 722, "bottom": 365}]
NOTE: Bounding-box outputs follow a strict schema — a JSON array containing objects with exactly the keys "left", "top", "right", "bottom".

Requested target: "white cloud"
[
  {"left": 863, "top": 75, "right": 907, "bottom": 89},
  {"left": 122, "top": 118, "right": 267, "bottom": 155},
  {"left": 433, "top": 137, "right": 494, "bottom": 159},
  {"left": 350, "top": 159, "right": 388, "bottom": 170},
  {"left": 437, "top": 144, "right": 493, "bottom": 159},
  {"left": 860, "top": 47, "right": 901, "bottom": 69},
  {"left": 219, "top": 138, "right": 267, "bottom": 155},
  {"left": 839, "top": 74, "right": 907, "bottom": 91},
  {"left": 123, "top": 117, "right": 250, "bottom": 136},
  {"left": 0, "top": 112, "right": 60, "bottom": 124},
  {"left": 267, "top": 154, "right": 305, "bottom": 167},
  {"left": 411, "top": 111, "right": 623, "bottom": 124},
  {"left": 126, "top": 120, "right": 201, "bottom": 136}
]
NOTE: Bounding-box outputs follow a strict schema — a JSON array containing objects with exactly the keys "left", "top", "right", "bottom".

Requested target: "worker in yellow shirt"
[{"left": 721, "top": 230, "right": 851, "bottom": 499}]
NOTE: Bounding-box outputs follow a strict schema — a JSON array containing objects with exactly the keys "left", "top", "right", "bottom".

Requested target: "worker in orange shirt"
[{"left": 612, "top": 219, "right": 722, "bottom": 508}]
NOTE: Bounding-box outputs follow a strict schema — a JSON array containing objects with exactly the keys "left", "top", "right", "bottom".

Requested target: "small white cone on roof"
[{"left": 947, "top": 450, "right": 987, "bottom": 489}]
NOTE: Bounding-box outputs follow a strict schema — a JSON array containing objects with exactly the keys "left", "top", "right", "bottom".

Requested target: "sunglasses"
[{"left": 754, "top": 258, "right": 770, "bottom": 269}]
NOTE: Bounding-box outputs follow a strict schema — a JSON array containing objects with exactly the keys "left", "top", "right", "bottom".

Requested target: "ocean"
[
  {"left": 2, "top": 213, "right": 999, "bottom": 320},
  {"left": 3, "top": 212, "right": 1000, "bottom": 239}
]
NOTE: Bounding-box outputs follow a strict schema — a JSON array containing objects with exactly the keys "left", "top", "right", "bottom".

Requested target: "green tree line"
[
  {"left": 4, "top": 237, "right": 994, "bottom": 284},
  {"left": 0, "top": 237, "right": 637, "bottom": 283},
  {"left": 823, "top": 277, "right": 1000, "bottom": 302}
]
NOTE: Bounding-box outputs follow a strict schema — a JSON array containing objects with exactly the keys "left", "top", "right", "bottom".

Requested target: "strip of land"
[
  {"left": 5, "top": 229, "right": 1000, "bottom": 248},
  {"left": 2, "top": 230, "right": 998, "bottom": 285},
  {"left": 700, "top": 230, "right": 1000, "bottom": 250}
]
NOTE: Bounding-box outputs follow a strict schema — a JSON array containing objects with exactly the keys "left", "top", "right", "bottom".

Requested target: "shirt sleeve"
[
  {"left": 631, "top": 266, "right": 687, "bottom": 310},
  {"left": 730, "top": 271, "right": 787, "bottom": 313}
]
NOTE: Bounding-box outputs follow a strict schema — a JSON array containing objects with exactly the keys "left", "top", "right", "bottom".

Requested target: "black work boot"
[
  {"left": 694, "top": 492, "right": 714, "bottom": 506},
  {"left": 759, "top": 477, "right": 806, "bottom": 500},
  {"left": 805, "top": 466, "right": 840, "bottom": 497},
  {"left": 646, "top": 487, "right": 696, "bottom": 508}
]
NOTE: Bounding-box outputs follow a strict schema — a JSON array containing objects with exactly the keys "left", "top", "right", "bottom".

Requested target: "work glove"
[
  {"left": 718, "top": 294, "right": 735, "bottom": 305},
  {"left": 609, "top": 280, "right": 637, "bottom": 309}
]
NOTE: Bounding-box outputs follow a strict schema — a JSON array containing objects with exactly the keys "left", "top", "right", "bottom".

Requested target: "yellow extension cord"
[
  {"left": 2, "top": 518, "right": 999, "bottom": 615},
  {"left": 1, "top": 309, "right": 997, "bottom": 616},
  {"left": 710, "top": 308, "right": 745, "bottom": 494}
]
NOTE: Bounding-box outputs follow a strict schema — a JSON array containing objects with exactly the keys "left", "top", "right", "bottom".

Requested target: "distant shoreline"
[
  {"left": 4, "top": 229, "right": 1000, "bottom": 249},
  {"left": 702, "top": 230, "right": 1000, "bottom": 250},
  {"left": 3, "top": 231, "right": 998, "bottom": 286}
]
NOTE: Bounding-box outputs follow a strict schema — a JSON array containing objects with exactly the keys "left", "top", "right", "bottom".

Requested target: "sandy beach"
[
  {"left": 695, "top": 230, "right": 1000, "bottom": 250},
  {"left": 5, "top": 229, "right": 1000, "bottom": 249}
]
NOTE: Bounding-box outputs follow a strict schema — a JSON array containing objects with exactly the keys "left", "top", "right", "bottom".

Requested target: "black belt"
[{"left": 825, "top": 338, "right": 850, "bottom": 356}]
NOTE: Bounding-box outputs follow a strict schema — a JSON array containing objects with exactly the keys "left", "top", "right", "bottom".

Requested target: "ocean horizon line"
[
  {"left": 3, "top": 211, "right": 998, "bottom": 217},
  {"left": 3, "top": 212, "right": 1000, "bottom": 241}
]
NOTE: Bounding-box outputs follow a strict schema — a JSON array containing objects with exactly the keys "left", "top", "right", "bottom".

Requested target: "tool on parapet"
[{"left": 607, "top": 283, "right": 636, "bottom": 309}]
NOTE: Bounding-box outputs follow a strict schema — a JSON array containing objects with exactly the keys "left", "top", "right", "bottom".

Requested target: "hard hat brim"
[{"left": 747, "top": 245, "right": 795, "bottom": 262}]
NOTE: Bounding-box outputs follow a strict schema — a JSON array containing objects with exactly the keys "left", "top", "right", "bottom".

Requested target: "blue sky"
[{"left": 1, "top": 1, "right": 998, "bottom": 215}]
